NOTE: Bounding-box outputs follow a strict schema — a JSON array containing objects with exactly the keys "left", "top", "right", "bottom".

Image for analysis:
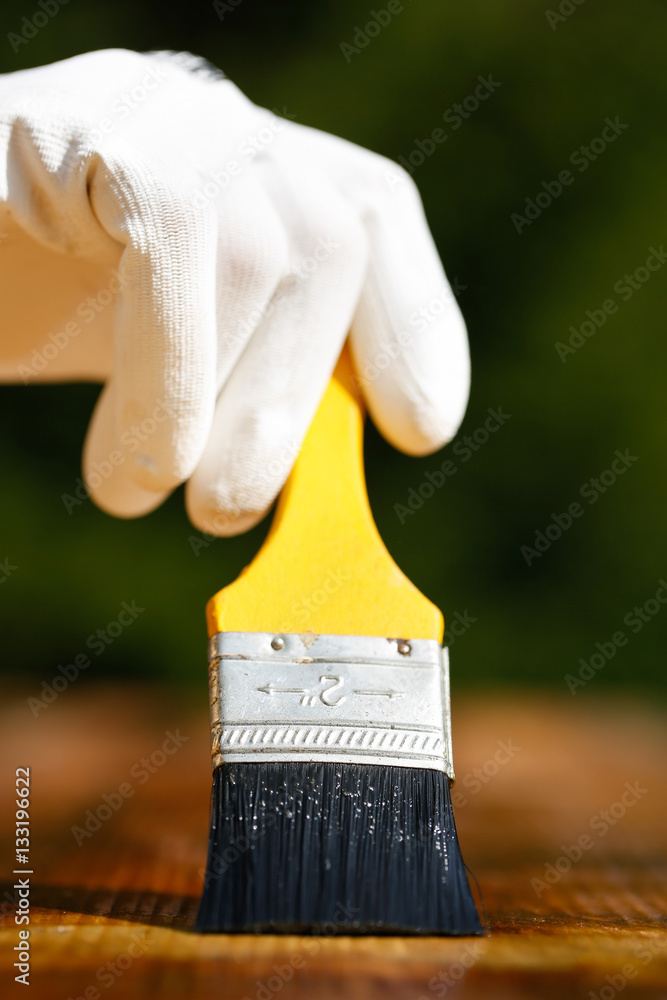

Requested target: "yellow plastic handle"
[{"left": 207, "top": 346, "right": 443, "bottom": 642}]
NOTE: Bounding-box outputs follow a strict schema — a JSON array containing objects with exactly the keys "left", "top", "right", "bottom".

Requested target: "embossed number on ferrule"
[{"left": 255, "top": 673, "right": 403, "bottom": 707}]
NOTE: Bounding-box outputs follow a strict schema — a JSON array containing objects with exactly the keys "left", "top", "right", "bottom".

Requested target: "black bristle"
[{"left": 196, "top": 762, "right": 483, "bottom": 935}]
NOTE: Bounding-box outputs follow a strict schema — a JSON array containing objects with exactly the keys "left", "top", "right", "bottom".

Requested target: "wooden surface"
[{"left": 1, "top": 686, "right": 666, "bottom": 999}]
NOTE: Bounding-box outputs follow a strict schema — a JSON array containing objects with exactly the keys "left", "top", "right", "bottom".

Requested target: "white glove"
[{"left": 0, "top": 49, "right": 470, "bottom": 535}]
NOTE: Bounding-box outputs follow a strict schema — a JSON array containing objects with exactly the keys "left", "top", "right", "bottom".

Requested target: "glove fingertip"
[{"left": 185, "top": 486, "right": 273, "bottom": 538}]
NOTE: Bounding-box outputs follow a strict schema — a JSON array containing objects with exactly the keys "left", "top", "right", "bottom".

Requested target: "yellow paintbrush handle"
[{"left": 206, "top": 345, "right": 443, "bottom": 641}]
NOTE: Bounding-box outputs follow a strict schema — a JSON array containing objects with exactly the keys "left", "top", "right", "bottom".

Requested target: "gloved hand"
[{"left": 0, "top": 49, "right": 470, "bottom": 535}]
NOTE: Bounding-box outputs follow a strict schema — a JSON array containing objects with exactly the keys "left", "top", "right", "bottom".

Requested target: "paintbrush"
[{"left": 196, "top": 345, "right": 482, "bottom": 934}]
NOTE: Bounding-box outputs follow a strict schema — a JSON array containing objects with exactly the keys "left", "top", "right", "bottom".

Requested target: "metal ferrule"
[{"left": 207, "top": 632, "right": 454, "bottom": 777}]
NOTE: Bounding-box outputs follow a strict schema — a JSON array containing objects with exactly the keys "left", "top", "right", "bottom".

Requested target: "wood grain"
[{"left": 1, "top": 686, "right": 666, "bottom": 999}]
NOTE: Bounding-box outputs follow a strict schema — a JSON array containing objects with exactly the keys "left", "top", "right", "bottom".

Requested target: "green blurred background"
[{"left": 0, "top": 0, "right": 664, "bottom": 696}]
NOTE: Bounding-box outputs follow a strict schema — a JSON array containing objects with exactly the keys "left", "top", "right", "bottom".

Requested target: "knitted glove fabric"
[{"left": 0, "top": 49, "right": 470, "bottom": 535}]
